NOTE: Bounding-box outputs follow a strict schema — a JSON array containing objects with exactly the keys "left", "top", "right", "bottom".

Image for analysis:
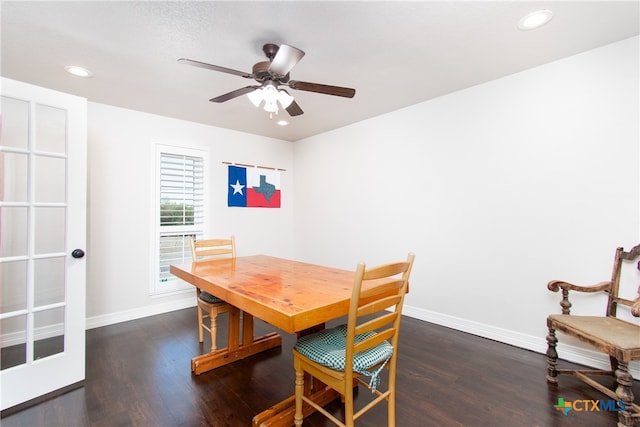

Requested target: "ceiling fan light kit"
[
  {"left": 179, "top": 42, "right": 356, "bottom": 119},
  {"left": 247, "top": 81, "right": 295, "bottom": 116}
]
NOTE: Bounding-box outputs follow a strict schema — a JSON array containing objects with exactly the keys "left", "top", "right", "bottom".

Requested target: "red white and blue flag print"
[{"left": 228, "top": 165, "right": 281, "bottom": 208}]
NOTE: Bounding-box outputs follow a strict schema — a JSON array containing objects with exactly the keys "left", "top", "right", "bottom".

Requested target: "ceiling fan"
[{"left": 178, "top": 43, "right": 356, "bottom": 117}]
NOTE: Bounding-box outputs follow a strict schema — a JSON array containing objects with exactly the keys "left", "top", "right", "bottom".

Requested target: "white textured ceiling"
[{"left": 2, "top": 1, "right": 638, "bottom": 141}]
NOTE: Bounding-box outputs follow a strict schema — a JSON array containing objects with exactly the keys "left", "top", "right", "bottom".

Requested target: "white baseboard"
[
  {"left": 402, "top": 304, "right": 640, "bottom": 379},
  {"left": 85, "top": 295, "right": 196, "bottom": 330}
]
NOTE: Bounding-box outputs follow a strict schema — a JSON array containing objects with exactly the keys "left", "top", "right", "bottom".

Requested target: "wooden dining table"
[{"left": 169, "top": 254, "right": 357, "bottom": 427}]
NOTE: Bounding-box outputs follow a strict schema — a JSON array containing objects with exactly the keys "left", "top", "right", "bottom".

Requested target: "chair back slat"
[
  {"left": 197, "top": 247, "right": 234, "bottom": 258},
  {"left": 190, "top": 236, "right": 236, "bottom": 262},
  {"left": 357, "top": 295, "right": 402, "bottom": 318},
  {"left": 362, "top": 261, "right": 411, "bottom": 281},
  {"left": 353, "top": 328, "right": 396, "bottom": 354},
  {"left": 355, "top": 312, "right": 398, "bottom": 336},
  {"left": 360, "top": 279, "right": 405, "bottom": 299}
]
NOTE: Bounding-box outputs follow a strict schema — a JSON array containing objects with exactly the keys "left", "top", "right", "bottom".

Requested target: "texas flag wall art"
[{"left": 228, "top": 165, "right": 281, "bottom": 208}]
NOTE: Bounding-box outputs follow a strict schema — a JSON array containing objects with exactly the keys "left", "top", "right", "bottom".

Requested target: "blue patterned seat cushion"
[
  {"left": 199, "top": 291, "right": 225, "bottom": 304},
  {"left": 294, "top": 324, "right": 393, "bottom": 391}
]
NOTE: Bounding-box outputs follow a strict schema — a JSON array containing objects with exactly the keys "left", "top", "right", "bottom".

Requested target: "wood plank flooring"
[{"left": 2, "top": 307, "right": 638, "bottom": 426}]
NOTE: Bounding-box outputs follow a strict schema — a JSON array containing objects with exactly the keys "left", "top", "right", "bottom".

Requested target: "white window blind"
[{"left": 157, "top": 152, "right": 204, "bottom": 286}]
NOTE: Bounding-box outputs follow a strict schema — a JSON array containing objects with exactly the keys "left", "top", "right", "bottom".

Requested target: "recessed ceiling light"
[
  {"left": 64, "top": 65, "right": 93, "bottom": 78},
  {"left": 276, "top": 120, "right": 289, "bottom": 126},
  {"left": 517, "top": 9, "right": 553, "bottom": 31}
]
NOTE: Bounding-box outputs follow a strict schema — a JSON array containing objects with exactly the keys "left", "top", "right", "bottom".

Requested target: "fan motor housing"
[{"left": 252, "top": 61, "right": 272, "bottom": 82}]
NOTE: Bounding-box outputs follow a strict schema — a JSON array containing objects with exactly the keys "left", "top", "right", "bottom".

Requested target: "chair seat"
[
  {"left": 549, "top": 315, "right": 640, "bottom": 350},
  {"left": 199, "top": 291, "right": 225, "bottom": 304},
  {"left": 294, "top": 324, "right": 393, "bottom": 390}
]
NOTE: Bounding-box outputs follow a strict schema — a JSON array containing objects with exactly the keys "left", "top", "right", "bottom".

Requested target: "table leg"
[
  {"left": 228, "top": 306, "right": 241, "bottom": 349},
  {"left": 191, "top": 308, "right": 281, "bottom": 375}
]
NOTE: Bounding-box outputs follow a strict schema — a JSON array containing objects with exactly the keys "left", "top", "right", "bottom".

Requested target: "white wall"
[
  {"left": 86, "top": 104, "right": 294, "bottom": 327},
  {"left": 293, "top": 37, "right": 639, "bottom": 369}
]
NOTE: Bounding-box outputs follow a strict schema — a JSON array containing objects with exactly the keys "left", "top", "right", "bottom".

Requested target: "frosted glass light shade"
[
  {"left": 278, "top": 91, "right": 294, "bottom": 108},
  {"left": 247, "top": 89, "right": 263, "bottom": 107}
]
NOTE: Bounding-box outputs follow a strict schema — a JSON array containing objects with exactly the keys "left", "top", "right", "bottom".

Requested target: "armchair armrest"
[
  {"left": 547, "top": 280, "right": 613, "bottom": 315},
  {"left": 547, "top": 280, "right": 613, "bottom": 293}
]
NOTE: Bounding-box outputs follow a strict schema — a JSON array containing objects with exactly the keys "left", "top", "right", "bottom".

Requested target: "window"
[{"left": 153, "top": 145, "right": 208, "bottom": 294}]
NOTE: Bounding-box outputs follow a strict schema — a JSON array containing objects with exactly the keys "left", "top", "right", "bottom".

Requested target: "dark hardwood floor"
[{"left": 2, "top": 308, "right": 638, "bottom": 426}]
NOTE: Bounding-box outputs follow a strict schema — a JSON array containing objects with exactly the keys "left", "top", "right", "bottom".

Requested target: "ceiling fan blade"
[
  {"left": 178, "top": 58, "right": 251, "bottom": 78},
  {"left": 288, "top": 80, "right": 355, "bottom": 98},
  {"left": 268, "top": 44, "right": 305, "bottom": 77},
  {"left": 285, "top": 100, "right": 304, "bottom": 117},
  {"left": 210, "top": 86, "right": 260, "bottom": 103}
]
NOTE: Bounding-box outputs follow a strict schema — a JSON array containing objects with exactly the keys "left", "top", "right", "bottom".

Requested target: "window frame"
[{"left": 151, "top": 143, "right": 209, "bottom": 295}]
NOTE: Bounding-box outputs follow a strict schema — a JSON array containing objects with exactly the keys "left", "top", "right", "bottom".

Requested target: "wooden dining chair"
[
  {"left": 189, "top": 236, "right": 235, "bottom": 352},
  {"left": 546, "top": 244, "right": 640, "bottom": 427},
  {"left": 293, "top": 253, "right": 415, "bottom": 427}
]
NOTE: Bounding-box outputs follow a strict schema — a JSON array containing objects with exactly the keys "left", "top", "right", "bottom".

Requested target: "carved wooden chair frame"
[{"left": 546, "top": 244, "right": 640, "bottom": 426}]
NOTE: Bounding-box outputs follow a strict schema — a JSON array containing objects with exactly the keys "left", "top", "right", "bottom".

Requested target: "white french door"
[{"left": 0, "top": 78, "right": 87, "bottom": 410}]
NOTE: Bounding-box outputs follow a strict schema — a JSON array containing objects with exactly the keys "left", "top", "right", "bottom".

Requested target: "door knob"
[{"left": 71, "top": 249, "right": 85, "bottom": 259}]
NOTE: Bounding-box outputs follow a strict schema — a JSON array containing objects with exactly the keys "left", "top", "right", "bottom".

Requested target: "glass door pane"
[
  {"left": 0, "top": 95, "right": 69, "bottom": 371},
  {"left": 33, "top": 308, "right": 65, "bottom": 360},
  {"left": 0, "top": 316, "right": 27, "bottom": 370}
]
